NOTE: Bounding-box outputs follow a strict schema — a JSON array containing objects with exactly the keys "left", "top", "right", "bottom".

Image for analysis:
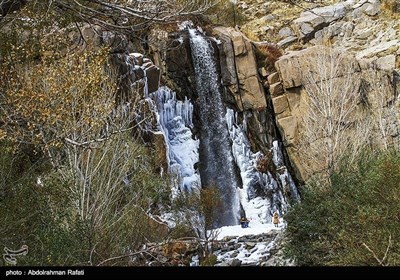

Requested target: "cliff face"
[
  {"left": 228, "top": 0, "right": 400, "bottom": 182},
  {"left": 152, "top": 27, "right": 284, "bottom": 157},
  {"left": 273, "top": 46, "right": 399, "bottom": 181}
]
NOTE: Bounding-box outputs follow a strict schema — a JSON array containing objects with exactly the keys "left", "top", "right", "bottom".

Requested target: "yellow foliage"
[{"left": 1, "top": 46, "right": 117, "bottom": 151}]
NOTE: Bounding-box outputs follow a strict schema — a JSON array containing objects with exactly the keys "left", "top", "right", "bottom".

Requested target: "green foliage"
[
  {"left": 0, "top": 135, "right": 170, "bottom": 266},
  {"left": 0, "top": 140, "right": 81, "bottom": 265},
  {"left": 284, "top": 149, "right": 400, "bottom": 266},
  {"left": 200, "top": 253, "right": 217, "bottom": 266},
  {"left": 168, "top": 223, "right": 197, "bottom": 239}
]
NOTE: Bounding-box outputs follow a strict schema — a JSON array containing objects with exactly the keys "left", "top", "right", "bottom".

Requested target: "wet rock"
[{"left": 230, "top": 259, "right": 242, "bottom": 266}]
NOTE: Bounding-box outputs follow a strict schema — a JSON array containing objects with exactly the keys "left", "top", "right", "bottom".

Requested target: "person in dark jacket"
[{"left": 240, "top": 217, "right": 250, "bottom": 228}]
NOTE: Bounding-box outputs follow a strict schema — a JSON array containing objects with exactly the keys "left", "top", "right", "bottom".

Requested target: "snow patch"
[{"left": 210, "top": 220, "right": 283, "bottom": 241}]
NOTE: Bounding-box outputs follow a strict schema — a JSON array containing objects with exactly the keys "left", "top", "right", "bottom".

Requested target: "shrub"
[
  {"left": 382, "top": 0, "right": 400, "bottom": 15},
  {"left": 284, "top": 149, "right": 400, "bottom": 266},
  {"left": 255, "top": 44, "right": 283, "bottom": 73},
  {"left": 0, "top": 136, "right": 170, "bottom": 266},
  {"left": 200, "top": 253, "right": 217, "bottom": 266}
]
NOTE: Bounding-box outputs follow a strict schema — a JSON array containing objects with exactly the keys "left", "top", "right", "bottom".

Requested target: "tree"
[
  {"left": 0, "top": 11, "right": 173, "bottom": 265},
  {"left": 299, "top": 48, "right": 372, "bottom": 182},
  {"left": 170, "top": 184, "right": 222, "bottom": 262},
  {"left": 1, "top": 47, "right": 118, "bottom": 166}
]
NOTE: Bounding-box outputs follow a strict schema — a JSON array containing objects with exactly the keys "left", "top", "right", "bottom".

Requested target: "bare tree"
[
  {"left": 299, "top": 48, "right": 372, "bottom": 182},
  {"left": 362, "top": 70, "right": 399, "bottom": 150},
  {"left": 0, "top": 0, "right": 217, "bottom": 31}
]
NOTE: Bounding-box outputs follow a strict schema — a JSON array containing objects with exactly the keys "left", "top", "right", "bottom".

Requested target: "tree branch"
[
  {"left": 362, "top": 234, "right": 392, "bottom": 266},
  {"left": 64, "top": 116, "right": 150, "bottom": 148}
]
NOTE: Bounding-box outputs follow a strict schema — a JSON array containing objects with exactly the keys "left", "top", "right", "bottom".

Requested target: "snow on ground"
[
  {"left": 210, "top": 220, "right": 284, "bottom": 241},
  {"left": 209, "top": 221, "right": 286, "bottom": 265}
]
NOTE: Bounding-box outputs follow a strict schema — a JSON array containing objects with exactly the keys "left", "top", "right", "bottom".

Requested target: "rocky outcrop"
[
  {"left": 152, "top": 27, "right": 282, "bottom": 155},
  {"left": 214, "top": 229, "right": 293, "bottom": 266},
  {"left": 294, "top": 0, "right": 399, "bottom": 70},
  {"left": 234, "top": 1, "right": 399, "bottom": 70},
  {"left": 293, "top": 1, "right": 348, "bottom": 42},
  {"left": 212, "top": 27, "right": 285, "bottom": 155},
  {"left": 150, "top": 29, "right": 197, "bottom": 101},
  {"left": 133, "top": 229, "right": 293, "bottom": 266},
  {"left": 231, "top": 1, "right": 400, "bottom": 182},
  {"left": 213, "top": 27, "right": 267, "bottom": 111},
  {"left": 272, "top": 45, "right": 400, "bottom": 181}
]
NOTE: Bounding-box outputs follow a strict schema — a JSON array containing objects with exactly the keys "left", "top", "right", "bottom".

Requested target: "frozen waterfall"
[{"left": 151, "top": 86, "right": 201, "bottom": 198}]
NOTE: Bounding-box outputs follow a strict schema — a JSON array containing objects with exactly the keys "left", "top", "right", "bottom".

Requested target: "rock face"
[
  {"left": 302, "top": 0, "right": 399, "bottom": 71},
  {"left": 293, "top": 1, "right": 348, "bottom": 41},
  {"left": 213, "top": 27, "right": 267, "bottom": 111},
  {"left": 273, "top": 45, "right": 400, "bottom": 181},
  {"left": 68, "top": 25, "right": 167, "bottom": 171},
  {"left": 230, "top": 0, "right": 400, "bottom": 183},
  {"left": 66, "top": 24, "right": 161, "bottom": 102},
  {"left": 212, "top": 27, "right": 283, "bottom": 155},
  {"left": 153, "top": 27, "right": 284, "bottom": 156},
  {"left": 151, "top": 26, "right": 300, "bottom": 221}
]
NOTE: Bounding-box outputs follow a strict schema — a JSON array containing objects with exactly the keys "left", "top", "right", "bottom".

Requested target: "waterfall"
[
  {"left": 144, "top": 23, "right": 299, "bottom": 229},
  {"left": 188, "top": 28, "right": 241, "bottom": 227}
]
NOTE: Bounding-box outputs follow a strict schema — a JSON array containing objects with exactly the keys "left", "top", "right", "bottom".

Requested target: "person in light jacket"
[{"left": 272, "top": 212, "right": 279, "bottom": 227}]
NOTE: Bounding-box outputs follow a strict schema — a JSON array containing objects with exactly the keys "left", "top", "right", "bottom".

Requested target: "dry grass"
[
  {"left": 255, "top": 44, "right": 283, "bottom": 72},
  {"left": 381, "top": 0, "right": 400, "bottom": 20},
  {"left": 238, "top": 0, "right": 341, "bottom": 42}
]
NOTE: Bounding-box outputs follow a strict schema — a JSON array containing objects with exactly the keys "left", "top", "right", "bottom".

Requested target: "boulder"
[
  {"left": 269, "top": 82, "right": 284, "bottom": 97},
  {"left": 293, "top": 2, "right": 347, "bottom": 41},
  {"left": 267, "top": 72, "right": 281, "bottom": 85},
  {"left": 352, "top": 0, "right": 380, "bottom": 17},
  {"left": 278, "top": 27, "right": 294, "bottom": 38},
  {"left": 277, "top": 36, "right": 298, "bottom": 48},
  {"left": 375, "top": 54, "right": 396, "bottom": 71},
  {"left": 230, "top": 259, "right": 242, "bottom": 266},
  {"left": 356, "top": 40, "right": 399, "bottom": 59}
]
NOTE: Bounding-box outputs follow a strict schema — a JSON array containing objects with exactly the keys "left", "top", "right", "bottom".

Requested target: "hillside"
[{"left": 0, "top": 0, "right": 399, "bottom": 267}]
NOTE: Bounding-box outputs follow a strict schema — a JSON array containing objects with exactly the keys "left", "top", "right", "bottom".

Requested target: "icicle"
[
  {"left": 143, "top": 70, "right": 149, "bottom": 98},
  {"left": 150, "top": 86, "right": 200, "bottom": 198}
]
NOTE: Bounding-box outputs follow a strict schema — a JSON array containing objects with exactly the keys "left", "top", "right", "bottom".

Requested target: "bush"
[
  {"left": 0, "top": 140, "right": 82, "bottom": 266},
  {"left": 382, "top": 0, "right": 400, "bottom": 15},
  {"left": 284, "top": 149, "right": 400, "bottom": 266},
  {"left": 255, "top": 44, "right": 283, "bottom": 73},
  {"left": 200, "top": 253, "right": 217, "bottom": 266}
]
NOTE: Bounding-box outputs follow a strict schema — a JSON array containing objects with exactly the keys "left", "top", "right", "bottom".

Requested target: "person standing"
[
  {"left": 240, "top": 217, "right": 250, "bottom": 228},
  {"left": 272, "top": 212, "right": 279, "bottom": 227}
]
